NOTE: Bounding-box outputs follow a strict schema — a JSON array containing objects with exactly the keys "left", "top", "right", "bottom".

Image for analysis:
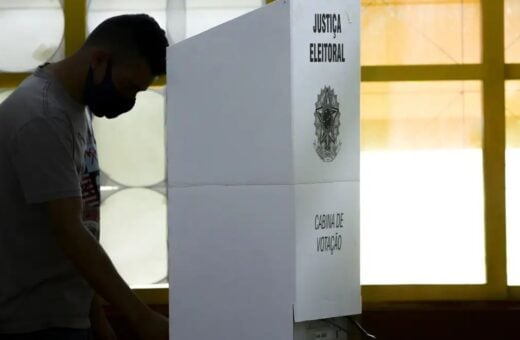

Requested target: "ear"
[{"left": 89, "top": 48, "right": 111, "bottom": 84}]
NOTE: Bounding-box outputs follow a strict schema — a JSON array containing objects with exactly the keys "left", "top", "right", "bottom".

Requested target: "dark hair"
[{"left": 85, "top": 14, "right": 168, "bottom": 76}]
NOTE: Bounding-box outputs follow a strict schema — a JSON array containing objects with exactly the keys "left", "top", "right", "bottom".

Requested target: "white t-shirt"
[{"left": 0, "top": 66, "right": 96, "bottom": 333}]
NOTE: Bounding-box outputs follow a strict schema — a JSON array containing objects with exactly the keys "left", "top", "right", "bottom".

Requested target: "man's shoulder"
[
  {"left": 1, "top": 73, "right": 85, "bottom": 139},
  {"left": 0, "top": 75, "right": 49, "bottom": 139}
]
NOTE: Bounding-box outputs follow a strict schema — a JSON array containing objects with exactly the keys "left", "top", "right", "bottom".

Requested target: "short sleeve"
[{"left": 9, "top": 117, "right": 82, "bottom": 203}]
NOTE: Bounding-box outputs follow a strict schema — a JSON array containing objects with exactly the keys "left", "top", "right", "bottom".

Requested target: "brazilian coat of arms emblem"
[{"left": 313, "top": 86, "right": 341, "bottom": 162}]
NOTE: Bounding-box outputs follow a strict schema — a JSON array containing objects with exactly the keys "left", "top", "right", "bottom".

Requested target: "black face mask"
[{"left": 84, "top": 61, "right": 136, "bottom": 119}]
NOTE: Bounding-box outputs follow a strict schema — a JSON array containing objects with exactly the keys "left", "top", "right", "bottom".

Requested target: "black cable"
[{"left": 321, "top": 317, "right": 377, "bottom": 340}]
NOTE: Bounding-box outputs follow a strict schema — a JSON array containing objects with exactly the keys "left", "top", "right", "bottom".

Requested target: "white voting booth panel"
[
  {"left": 167, "top": 0, "right": 360, "bottom": 339},
  {"left": 168, "top": 1, "right": 359, "bottom": 186}
]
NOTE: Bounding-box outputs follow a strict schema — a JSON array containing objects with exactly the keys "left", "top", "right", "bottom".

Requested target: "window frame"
[{"left": 359, "top": 0, "right": 515, "bottom": 302}]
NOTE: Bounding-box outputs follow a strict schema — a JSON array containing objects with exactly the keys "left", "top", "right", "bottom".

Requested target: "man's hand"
[
  {"left": 136, "top": 309, "right": 169, "bottom": 340},
  {"left": 47, "top": 197, "right": 169, "bottom": 338}
]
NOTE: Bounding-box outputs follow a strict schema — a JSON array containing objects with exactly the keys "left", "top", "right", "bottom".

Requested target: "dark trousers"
[{"left": 0, "top": 328, "right": 92, "bottom": 340}]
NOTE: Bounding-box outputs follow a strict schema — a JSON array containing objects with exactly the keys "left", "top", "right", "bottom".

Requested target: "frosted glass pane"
[
  {"left": 361, "top": 81, "right": 485, "bottom": 284},
  {"left": 89, "top": 0, "right": 166, "bottom": 10},
  {"left": 93, "top": 90, "right": 165, "bottom": 186},
  {"left": 361, "top": 81, "right": 482, "bottom": 150},
  {"left": 505, "top": 0, "right": 520, "bottom": 63},
  {"left": 0, "top": 90, "right": 14, "bottom": 104},
  {"left": 0, "top": 1, "right": 64, "bottom": 72},
  {"left": 186, "top": 0, "right": 262, "bottom": 7},
  {"left": 100, "top": 188, "right": 167, "bottom": 286},
  {"left": 506, "top": 81, "right": 520, "bottom": 285},
  {"left": 88, "top": 0, "right": 167, "bottom": 34},
  {"left": 186, "top": 7, "right": 261, "bottom": 38},
  {"left": 361, "top": 0, "right": 480, "bottom": 65}
]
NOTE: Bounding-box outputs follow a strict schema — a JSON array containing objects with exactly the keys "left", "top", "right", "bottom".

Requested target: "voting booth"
[{"left": 167, "top": 0, "right": 360, "bottom": 338}]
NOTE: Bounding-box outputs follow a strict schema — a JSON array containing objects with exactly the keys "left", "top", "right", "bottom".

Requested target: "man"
[{"left": 0, "top": 14, "right": 169, "bottom": 339}]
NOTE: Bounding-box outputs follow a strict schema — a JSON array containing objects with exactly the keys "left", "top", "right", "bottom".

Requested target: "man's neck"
[{"left": 45, "top": 54, "right": 88, "bottom": 106}]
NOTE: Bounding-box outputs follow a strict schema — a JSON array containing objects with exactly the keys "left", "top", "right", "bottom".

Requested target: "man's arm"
[
  {"left": 90, "top": 295, "right": 117, "bottom": 340},
  {"left": 47, "top": 196, "right": 169, "bottom": 340}
]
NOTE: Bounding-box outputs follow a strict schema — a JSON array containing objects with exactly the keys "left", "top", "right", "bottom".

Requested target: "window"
[
  {"left": 361, "top": 0, "right": 480, "bottom": 65},
  {"left": 361, "top": 81, "right": 484, "bottom": 285},
  {"left": 0, "top": 0, "right": 64, "bottom": 72},
  {"left": 506, "top": 81, "right": 520, "bottom": 285},
  {"left": 93, "top": 89, "right": 168, "bottom": 287},
  {"left": 185, "top": 0, "right": 262, "bottom": 37},
  {"left": 505, "top": 0, "right": 520, "bottom": 63},
  {"left": 0, "top": 89, "right": 13, "bottom": 103},
  {"left": 360, "top": 0, "right": 512, "bottom": 301},
  {"left": 87, "top": 0, "right": 167, "bottom": 38}
]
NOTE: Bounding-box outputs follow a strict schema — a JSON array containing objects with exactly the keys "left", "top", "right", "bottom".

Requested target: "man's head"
[{"left": 82, "top": 14, "right": 168, "bottom": 119}]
